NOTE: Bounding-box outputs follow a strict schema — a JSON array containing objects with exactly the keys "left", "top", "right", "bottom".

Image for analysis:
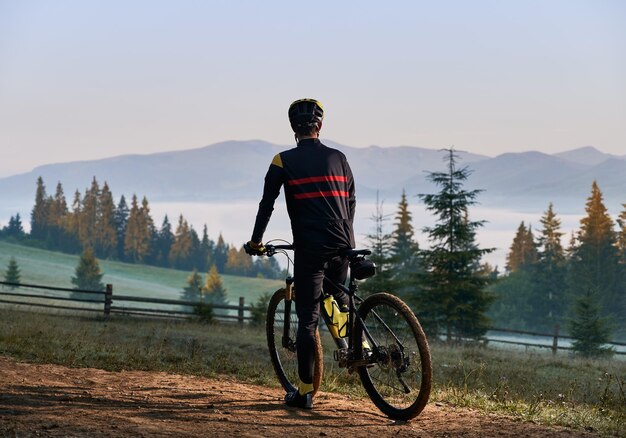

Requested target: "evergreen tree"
[
  {"left": 169, "top": 215, "right": 193, "bottom": 269},
  {"left": 4, "top": 214, "right": 25, "bottom": 239},
  {"left": 253, "top": 256, "right": 283, "bottom": 279},
  {"left": 360, "top": 194, "right": 394, "bottom": 296},
  {"left": 225, "top": 245, "right": 252, "bottom": 276},
  {"left": 488, "top": 268, "right": 535, "bottom": 330},
  {"left": 418, "top": 149, "right": 494, "bottom": 340},
  {"left": 139, "top": 196, "right": 156, "bottom": 263},
  {"left": 124, "top": 195, "right": 151, "bottom": 263},
  {"left": 569, "top": 287, "right": 613, "bottom": 357},
  {"left": 389, "top": 190, "right": 421, "bottom": 296},
  {"left": 189, "top": 226, "right": 201, "bottom": 269},
  {"left": 3, "top": 257, "right": 21, "bottom": 289},
  {"left": 71, "top": 247, "right": 105, "bottom": 295},
  {"left": 202, "top": 264, "right": 227, "bottom": 306},
  {"left": 617, "top": 204, "right": 626, "bottom": 322},
  {"left": 47, "top": 182, "right": 68, "bottom": 249},
  {"left": 505, "top": 222, "right": 538, "bottom": 272},
  {"left": 617, "top": 203, "right": 626, "bottom": 265},
  {"left": 181, "top": 268, "right": 203, "bottom": 304},
  {"left": 156, "top": 215, "right": 174, "bottom": 266},
  {"left": 534, "top": 203, "right": 567, "bottom": 330},
  {"left": 213, "top": 233, "right": 228, "bottom": 273},
  {"left": 199, "top": 225, "right": 213, "bottom": 272},
  {"left": 114, "top": 195, "right": 129, "bottom": 260},
  {"left": 568, "top": 181, "right": 621, "bottom": 322},
  {"left": 78, "top": 178, "right": 100, "bottom": 249},
  {"left": 61, "top": 190, "right": 82, "bottom": 253},
  {"left": 96, "top": 182, "right": 118, "bottom": 258},
  {"left": 30, "top": 176, "right": 49, "bottom": 240}
]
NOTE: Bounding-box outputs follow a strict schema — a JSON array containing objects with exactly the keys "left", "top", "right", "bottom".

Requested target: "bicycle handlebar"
[
  {"left": 262, "top": 244, "right": 371, "bottom": 259},
  {"left": 264, "top": 244, "right": 294, "bottom": 257}
]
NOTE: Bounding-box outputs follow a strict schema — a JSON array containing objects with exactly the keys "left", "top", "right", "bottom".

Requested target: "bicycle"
[{"left": 257, "top": 241, "right": 432, "bottom": 421}]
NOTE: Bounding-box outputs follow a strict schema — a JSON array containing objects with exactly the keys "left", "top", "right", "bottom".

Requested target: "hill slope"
[{"left": 0, "top": 241, "right": 281, "bottom": 305}]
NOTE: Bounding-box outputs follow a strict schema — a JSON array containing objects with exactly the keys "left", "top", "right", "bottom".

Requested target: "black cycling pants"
[{"left": 294, "top": 250, "right": 349, "bottom": 385}]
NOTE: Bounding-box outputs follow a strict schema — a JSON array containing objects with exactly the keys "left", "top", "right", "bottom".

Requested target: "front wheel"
[
  {"left": 354, "top": 293, "right": 432, "bottom": 420},
  {"left": 266, "top": 288, "right": 323, "bottom": 396}
]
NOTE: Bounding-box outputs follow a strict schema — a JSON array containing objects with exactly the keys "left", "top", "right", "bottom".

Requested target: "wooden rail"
[
  {"left": 0, "top": 280, "right": 623, "bottom": 354},
  {"left": 0, "top": 281, "right": 252, "bottom": 324}
]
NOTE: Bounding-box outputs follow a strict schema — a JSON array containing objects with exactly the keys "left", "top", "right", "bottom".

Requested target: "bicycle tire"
[
  {"left": 266, "top": 288, "right": 323, "bottom": 396},
  {"left": 354, "top": 292, "right": 431, "bottom": 420}
]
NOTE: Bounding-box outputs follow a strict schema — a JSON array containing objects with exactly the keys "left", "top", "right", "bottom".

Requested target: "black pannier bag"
[{"left": 350, "top": 258, "right": 376, "bottom": 280}]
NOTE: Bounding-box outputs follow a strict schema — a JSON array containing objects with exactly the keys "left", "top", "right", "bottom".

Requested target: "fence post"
[
  {"left": 238, "top": 297, "right": 245, "bottom": 326},
  {"left": 552, "top": 323, "right": 560, "bottom": 355},
  {"left": 104, "top": 284, "right": 113, "bottom": 317}
]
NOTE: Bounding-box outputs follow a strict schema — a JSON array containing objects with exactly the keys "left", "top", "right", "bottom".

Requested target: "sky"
[{"left": 1, "top": 0, "right": 625, "bottom": 178}]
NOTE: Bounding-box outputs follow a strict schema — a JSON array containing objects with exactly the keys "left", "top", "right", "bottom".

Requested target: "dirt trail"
[{"left": 0, "top": 356, "right": 593, "bottom": 437}]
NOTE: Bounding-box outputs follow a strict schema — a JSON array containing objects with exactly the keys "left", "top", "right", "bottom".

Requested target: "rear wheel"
[
  {"left": 355, "top": 293, "right": 431, "bottom": 420},
  {"left": 266, "top": 288, "right": 323, "bottom": 396}
]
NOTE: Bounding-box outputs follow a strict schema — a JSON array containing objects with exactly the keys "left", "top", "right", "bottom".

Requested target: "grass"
[
  {"left": 1, "top": 308, "right": 624, "bottom": 436},
  {"left": 0, "top": 240, "right": 282, "bottom": 304}
]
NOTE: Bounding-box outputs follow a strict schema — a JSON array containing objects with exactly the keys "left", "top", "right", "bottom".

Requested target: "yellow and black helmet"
[{"left": 288, "top": 98, "right": 324, "bottom": 132}]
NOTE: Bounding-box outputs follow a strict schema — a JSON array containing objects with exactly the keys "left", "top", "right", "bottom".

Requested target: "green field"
[{"left": 0, "top": 240, "right": 283, "bottom": 305}]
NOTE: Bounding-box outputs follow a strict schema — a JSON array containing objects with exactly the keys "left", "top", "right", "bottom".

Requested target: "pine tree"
[
  {"left": 169, "top": 215, "right": 193, "bottom": 269},
  {"left": 47, "top": 182, "right": 68, "bottom": 249},
  {"left": 189, "top": 226, "right": 201, "bottom": 269},
  {"left": 30, "top": 176, "right": 49, "bottom": 240},
  {"left": 3, "top": 257, "right": 21, "bottom": 289},
  {"left": 213, "top": 234, "right": 228, "bottom": 273},
  {"left": 199, "top": 225, "right": 213, "bottom": 272},
  {"left": 124, "top": 195, "right": 151, "bottom": 263},
  {"left": 568, "top": 181, "right": 621, "bottom": 321},
  {"left": 181, "top": 268, "right": 203, "bottom": 304},
  {"left": 71, "top": 248, "right": 105, "bottom": 295},
  {"left": 569, "top": 287, "right": 613, "bottom": 357},
  {"left": 61, "top": 190, "right": 82, "bottom": 253},
  {"left": 488, "top": 268, "right": 535, "bottom": 331},
  {"left": 225, "top": 246, "right": 252, "bottom": 276},
  {"left": 4, "top": 214, "right": 25, "bottom": 239},
  {"left": 506, "top": 222, "right": 538, "bottom": 272},
  {"left": 418, "top": 149, "right": 494, "bottom": 340},
  {"left": 534, "top": 202, "right": 567, "bottom": 330},
  {"left": 78, "top": 178, "right": 100, "bottom": 250},
  {"left": 360, "top": 194, "right": 394, "bottom": 296},
  {"left": 139, "top": 196, "right": 156, "bottom": 263},
  {"left": 202, "top": 264, "right": 227, "bottom": 306},
  {"left": 114, "top": 195, "right": 129, "bottom": 260},
  {"left": 96, "top": 182, "right": 118, "bottom": 258},
  {"left": 156, "top": 215, "right": 174, "bottom": 266},
  {"left": 617, "top": 204, "right": 626, "bottom": 322},
  {"left": 389, "top": 190, "right": 421, "bottom": 296},
  {"left": 617, "top": 203, "right": 626, "bottom": 265}
]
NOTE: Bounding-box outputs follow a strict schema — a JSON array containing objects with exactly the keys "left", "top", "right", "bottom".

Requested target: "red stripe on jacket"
[
  {"left": 293, "top": 190, "right": 350, "bottom": 200},
  {"left": 287, "top": 175, "right": 348, "bottom": 186}
]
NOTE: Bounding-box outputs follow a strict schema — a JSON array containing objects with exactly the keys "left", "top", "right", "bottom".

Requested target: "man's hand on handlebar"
[{"left": 244, "top": 240, "right": 266, "bottom": 256}]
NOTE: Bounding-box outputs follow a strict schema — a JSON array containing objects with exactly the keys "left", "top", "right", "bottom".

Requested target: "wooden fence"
[
  {"left": 0, "top": 281, "right": 252, "bottom": 324},
  {"left": 1, "top": 280, "right": 624, "bottom": 355}
]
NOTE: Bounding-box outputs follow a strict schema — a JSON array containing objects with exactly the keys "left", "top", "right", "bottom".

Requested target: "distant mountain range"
[{"left": 0, "top": 141, "right": 624, "bottom": 215}]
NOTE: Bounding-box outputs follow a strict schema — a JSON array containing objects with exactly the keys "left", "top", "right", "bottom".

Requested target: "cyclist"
[{"left": 245, "top": 98, "right": 356, "bottom": 409}]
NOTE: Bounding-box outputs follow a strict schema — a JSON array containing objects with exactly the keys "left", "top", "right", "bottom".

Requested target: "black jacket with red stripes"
[{"left": 251, "top": 138, "right": 356, "bottom": 253}]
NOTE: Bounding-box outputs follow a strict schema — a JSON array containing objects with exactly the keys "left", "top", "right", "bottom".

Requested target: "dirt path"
[{"left": 0, "top": 356, "right": 593, "bottom": 437}]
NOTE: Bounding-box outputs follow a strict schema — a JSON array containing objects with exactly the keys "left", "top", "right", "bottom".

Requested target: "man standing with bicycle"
[{"left": 245, "top": 98, "right": 356, "bottom": 409}]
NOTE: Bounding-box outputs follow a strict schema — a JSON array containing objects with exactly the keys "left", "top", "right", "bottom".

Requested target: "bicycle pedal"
[{"left": 333, "top": 348, "right": 349, "bottom": 368}]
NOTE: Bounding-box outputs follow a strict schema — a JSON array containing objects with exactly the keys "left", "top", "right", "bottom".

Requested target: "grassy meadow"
[
  {"left": 1, "top": 240, "right": 625, "bottom": 435},
  {"left": 0, "top": 308, "right": 624, "bottom": 436},
  {"left": 0, "top": 240, "right": 282, "bottom": 305}
]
